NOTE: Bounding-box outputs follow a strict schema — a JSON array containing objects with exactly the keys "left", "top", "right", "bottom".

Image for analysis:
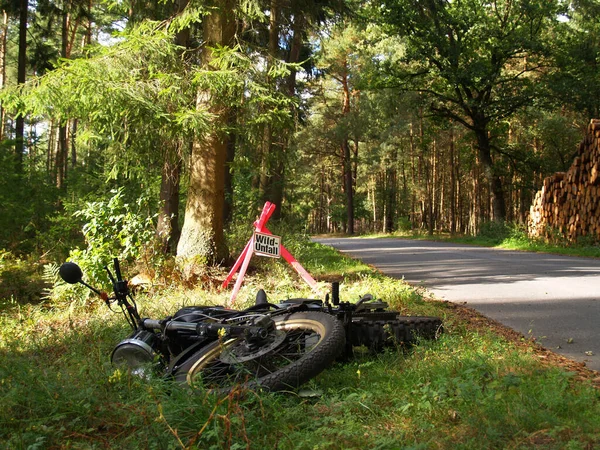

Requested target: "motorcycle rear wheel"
[
  {"left": 350, "top": 316, "right": 443, "bottom": 350},
  {"left": 173, "top": 311, "right": 345, "bottom": 393}
]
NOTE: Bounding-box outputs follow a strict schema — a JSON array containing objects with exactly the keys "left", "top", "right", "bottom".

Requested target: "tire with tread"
[
  {"left": 173, "top": 311, "right": 345, "bottom": 393},
  {"left": 350, "top": 316, "right": 442, "bottom": 350}
]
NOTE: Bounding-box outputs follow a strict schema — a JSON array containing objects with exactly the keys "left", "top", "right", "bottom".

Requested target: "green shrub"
[
  {"left": 47, "top": 188, "right": 161, "bottom": 303},
  {"left": 396, "top": 216, "right": 412, "bottom": 232},
  {"left": 477, "top": 220, "right": 511, "bottom": 242}
]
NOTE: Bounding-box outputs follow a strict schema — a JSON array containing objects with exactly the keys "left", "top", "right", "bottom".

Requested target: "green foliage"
[
  {"left": 0, "top": 143, "right": 64, "bottom": 256},
  {"left": 396, "top": 216, "right": 412, "bottom": 232},
  {"left": 193, "top": 43, "right": 296, "bottom": 127},
  {"left": 375, "top": 0, "right": 564, "bottom": 109},
  {"left": 477, "top": 220, "right": 514, "bottom": 243},
  {"left": 10, "top": 23, "right": 194, "bottom": 124},
  {"left": 56, "top": 188, "right": 158, "bottom": 292},
  {"left": 1, "top": 22, "right": 207, "bottom": 182},
  {"left": 546, "top": 1, "right": 600, "bottom": 119}
]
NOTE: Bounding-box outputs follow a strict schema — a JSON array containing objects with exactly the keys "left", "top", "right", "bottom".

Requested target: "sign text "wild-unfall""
[{"left": 254, "top": 232, "right": 281, "bottom": 258}]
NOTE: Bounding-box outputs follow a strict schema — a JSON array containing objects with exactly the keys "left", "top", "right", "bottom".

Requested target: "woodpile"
[{"left": 528, "top": 119, "right": 600, "bottom": 242}]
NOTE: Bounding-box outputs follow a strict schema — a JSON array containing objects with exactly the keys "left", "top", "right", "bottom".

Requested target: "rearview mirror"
[{"left": 59, "top": 262, "right": 83, "bottom": 285}]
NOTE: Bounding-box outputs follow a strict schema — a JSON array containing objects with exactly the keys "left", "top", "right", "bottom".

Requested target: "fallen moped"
[{"left": 59, "top": 258, "right": 442, "bottom": 393}]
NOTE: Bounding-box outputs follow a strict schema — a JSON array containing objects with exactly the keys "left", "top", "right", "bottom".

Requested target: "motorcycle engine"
[{"left": 111, "top": 330, "right": 159, "bottom": 374}]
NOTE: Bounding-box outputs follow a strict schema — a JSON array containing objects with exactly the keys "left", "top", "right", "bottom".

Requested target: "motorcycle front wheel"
[{"left": 173, "top": 311, "right": 345, "bottom": 393}]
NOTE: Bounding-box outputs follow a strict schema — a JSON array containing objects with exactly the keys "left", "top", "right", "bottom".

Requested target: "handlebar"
[
  {"left": 141, "top": 319, "right": 198, "bottom": 333},
  {"left": 142, "top": 318, "right": 162, "bottom": 330},
  {"left": 141, "top": 317, "right": 271, "bottom": 340}
]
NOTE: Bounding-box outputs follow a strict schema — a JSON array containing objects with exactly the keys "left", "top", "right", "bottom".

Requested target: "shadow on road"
[{"left": 316, "top": 238, "right": 600, "bottom": 287}]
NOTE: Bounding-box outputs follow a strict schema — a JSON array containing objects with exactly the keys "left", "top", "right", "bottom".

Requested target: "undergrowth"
[{"left": 1, "top": 241, "right": 599, "bottom": 449}]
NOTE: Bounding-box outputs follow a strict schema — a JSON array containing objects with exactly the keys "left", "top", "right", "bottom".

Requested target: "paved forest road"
[{"left": 315, "top": 237, "right": 600, "bottom": 371}]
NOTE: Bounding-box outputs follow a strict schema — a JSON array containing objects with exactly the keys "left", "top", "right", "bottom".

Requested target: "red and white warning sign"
[
  {"left": 222, "top": 202, "right": 317, "bottom": 305},
  {"left": 253, "top": 232, "right": 281, "bottom": 258}
]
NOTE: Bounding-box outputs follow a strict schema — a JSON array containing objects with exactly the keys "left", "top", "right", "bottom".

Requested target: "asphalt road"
[{"left": 315, "top": 237, "right": 600, "bottom": 371}]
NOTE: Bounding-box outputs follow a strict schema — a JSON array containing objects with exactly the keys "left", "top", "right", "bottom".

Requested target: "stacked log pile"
[{"left": 528, "top": 119, "right": 600, "bottom": 242}]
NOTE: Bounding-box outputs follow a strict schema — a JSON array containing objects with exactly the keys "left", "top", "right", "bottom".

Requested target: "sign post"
[{"left": 222, "top": 202, "right": 317, "bottom": 305}]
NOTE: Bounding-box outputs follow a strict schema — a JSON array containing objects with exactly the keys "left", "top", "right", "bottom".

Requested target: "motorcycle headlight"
[{"left": 111, "top": 330, "right": 159, "bottom": 372}]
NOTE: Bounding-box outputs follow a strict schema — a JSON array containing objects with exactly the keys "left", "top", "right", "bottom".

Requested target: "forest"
[
  {"left": 1, "top": 0, "right": 599, "bottom": 293},
  {"left": 4, "top": 1, "right": 600, "bottom": 448}
]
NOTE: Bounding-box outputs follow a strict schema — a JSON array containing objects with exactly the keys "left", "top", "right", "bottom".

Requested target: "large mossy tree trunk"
[{"left": 176, "top": 0, "right": 236, "bottom": 269}]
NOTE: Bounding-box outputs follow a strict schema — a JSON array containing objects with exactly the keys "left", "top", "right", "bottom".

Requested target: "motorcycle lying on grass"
[{"left": 59, "top": 258, "right": 443, "bottom": 393}]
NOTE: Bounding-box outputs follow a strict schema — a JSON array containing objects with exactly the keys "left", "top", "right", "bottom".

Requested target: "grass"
[
  {"left": 1, "top": 241, "right": 599, "bottom": 449},
  {"left": 363, "top": 222, "right": 600, "bottom": 259}
]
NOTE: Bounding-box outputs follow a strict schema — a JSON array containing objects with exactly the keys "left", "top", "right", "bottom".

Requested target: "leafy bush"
[
  {"left": 500, "top": 222, "right": 530, "bottom": 246},
  {"left": 476, "top": 221, "right": 528, "bottom": 245},
  {"left": 47, "top": 188, "right": 160, "bottom": 302},
  {"left": 396, "top": 216, "right": 412, "bottom": 232},
  {"left": 477, "top": 220, "right": 511, "bottom": 242}
]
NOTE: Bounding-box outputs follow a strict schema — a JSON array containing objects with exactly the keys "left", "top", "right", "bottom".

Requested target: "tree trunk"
[
  {"left": 55, "top": 4, "right": 73, "bottom": 189},
  {"left": 474, "top": 126, "right": 506, "bottom": 221},
  {"left": 286, "top": 13, "right": 304, "bottom": 97},
  {"left": 340, "top": 67, "right": 353, "bottom": 234},
  {"left": 56, "top": 125, "right": 68, "bottom": 189},
  {"left": 387, "top": 151, "right": 397, "bottom": 233},
  {"left": 266, "top": 12, "right": 305, "bottom": 220},
  {"left": 342, "top": 139, "right": 354, "bottom": 234},
  {"left": 223, "top": 108, "right": 236, "bottom": 227},
  {"left": 15, "top": 0, "right": 27, "bottom": 171},
  {"left": 262, "top": 7, "right": 306, "bottom": 220},
  {"left": 71, "top": 119, "right": 77, "bottom": 167},
  {"left": 382, "top": 171, "right": 387, "bottom": 233},
  {"left": 0, "top": 10, "right": 8, "bottom": 141},
  {"left": 428, "top": 138, "right": 436, "bottom": 235},
  {"left": 157, "top": 0, "right": 191, "bottom": 253},
  {"left": 177, "top": 0, "right": 235, "bottom": 267},
  {"left": 47, "top": 120, "right": 55, "bottom": 173},
  {"left": 258, "top": 0, "right": 278, "bottom": 206},
  {"left": 449, "top": 127, "right": 456, "bottom": 234},
  {"left": 157, "top": 145, "right": 182, "bottom": 254},
  {"left": 409, "top": 123, "right": 417, "bottom": 227},
  {"left": 86, "top": 0, "right": 92, "bottom": 46},
  {"left": 260, "top": 0, "right": 287, "bottom": 218},
  {"left": 318, "top": 168, "right": 325, "bottom": 233},
  {"left": 371, "top": 176, "right": 377, "bottom": 227}
]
